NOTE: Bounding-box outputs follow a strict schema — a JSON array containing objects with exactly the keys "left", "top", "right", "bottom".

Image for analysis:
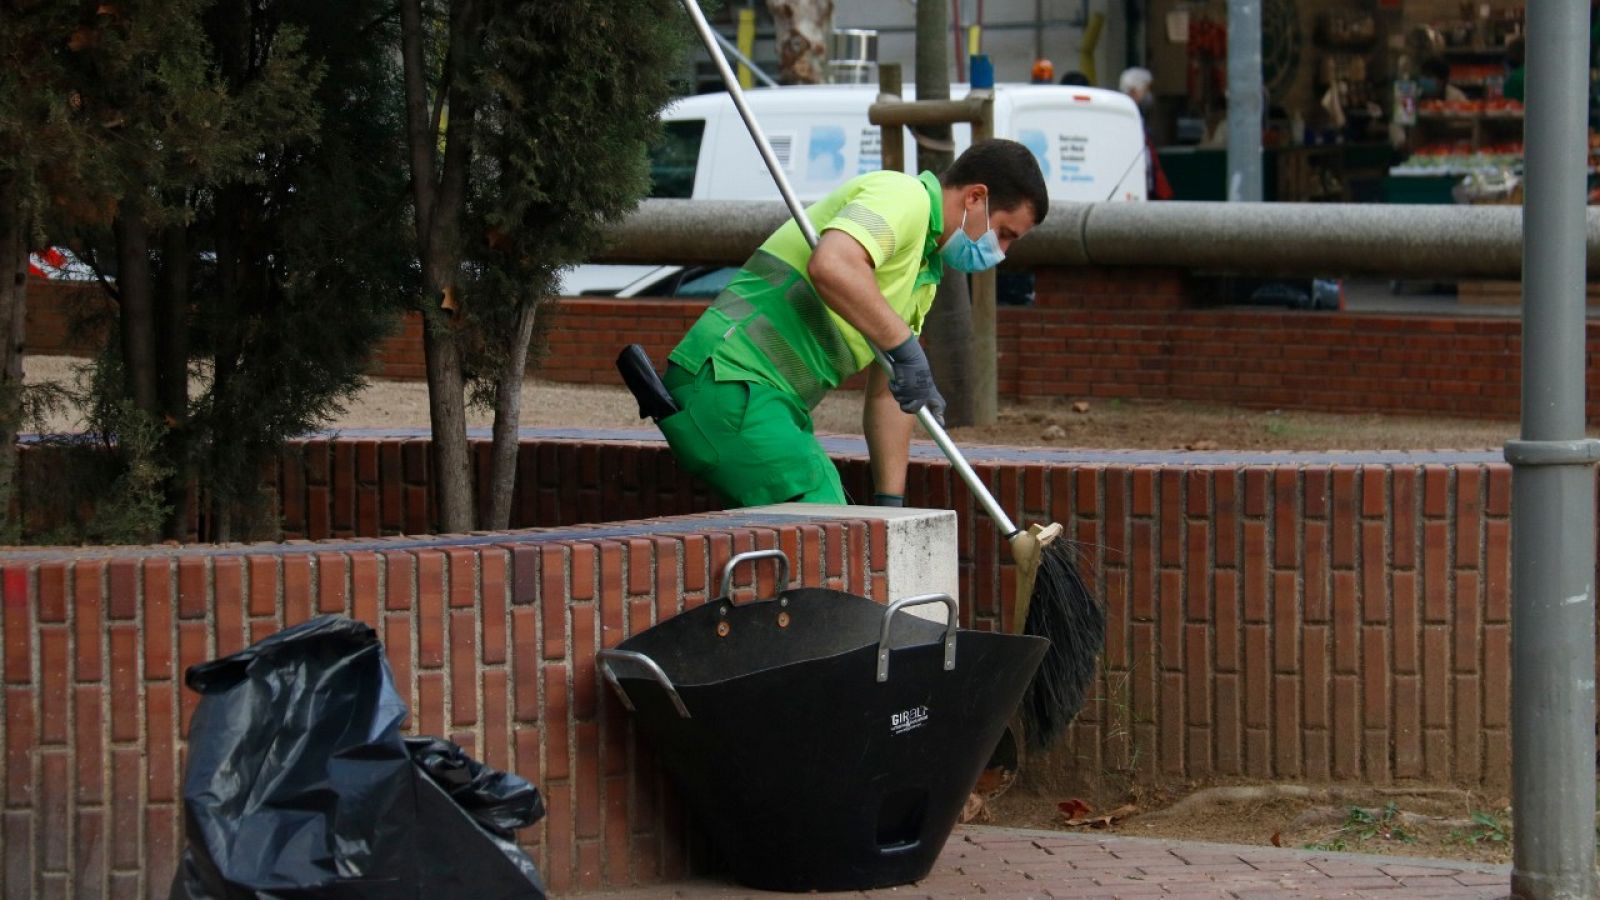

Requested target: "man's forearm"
[{"left": 864, "top": 368, "right": 914, "bottom": 495}]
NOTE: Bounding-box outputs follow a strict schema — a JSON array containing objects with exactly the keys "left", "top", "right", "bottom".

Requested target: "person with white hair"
[
  {"left": 1117, "top": 66, "right": 1173, "bottom": 199},
  {"left": 1119, "top": 66, "right": 1156, "bottom": 107}
]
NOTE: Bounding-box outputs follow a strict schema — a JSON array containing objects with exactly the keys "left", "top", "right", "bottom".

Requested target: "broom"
[{"left": 676, "top": 0, "right": 1106, "bottom": 747}]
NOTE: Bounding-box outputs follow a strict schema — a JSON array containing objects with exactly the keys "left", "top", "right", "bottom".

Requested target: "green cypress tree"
[
  {"left": 184, "top": 1, "right": 412, "bottom": 540},
  {"left": 9, "top": 1, "right": 410, "bottom": 542},
  {"left": 399, "top": 0, "right": 696, "bottom": 530}
]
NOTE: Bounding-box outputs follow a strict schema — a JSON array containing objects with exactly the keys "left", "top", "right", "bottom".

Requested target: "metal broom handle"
[{"left": 677, "top": 0, "right": 1021, "bottom": 538}]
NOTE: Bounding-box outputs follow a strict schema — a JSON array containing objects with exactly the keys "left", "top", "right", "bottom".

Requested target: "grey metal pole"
[
  {"left": 1507, "top": 1, "right": 1599, "bottom": 897},
  {"left": 1225, "top": 0, "right": 1262, "bottom": 202},
  {"left": 712, "top": 27, "right": 780, "bottom": 89}
]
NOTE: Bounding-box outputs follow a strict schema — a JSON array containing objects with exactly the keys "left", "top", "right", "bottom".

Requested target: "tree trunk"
[
  {"left": 421, "top": 309, "right": 473, "bottom": 533},
  {"left": 481, "top": 296, "right": 538, "bottom": 531},
  {"left": 767, "top": 0, "right": 833, "bottom": 84},
  {"left": 157, "top": 222, "right": 191, "bottom": 540},
  {"left": 913, "top": 0, "right": 977, "bottom": 425},
  {"left": 914, "top": 0, "right": 954, "bottom": 172},
  {"left": 400, "top": 0, "right": 481, "bottom": 534},
  {"left": 0, "top": 176, "right": 27, "bottom": 537},
  {"left": 114, "top": 209, "right": 160, "bottom": 416},
  {"left": 924, "top": 268, "right": 976, "bottom": 426}
]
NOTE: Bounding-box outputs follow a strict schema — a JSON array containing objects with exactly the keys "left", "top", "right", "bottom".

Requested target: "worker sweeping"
[{"left": 654, "top": 138, "right": 1047, "bottom": 509}]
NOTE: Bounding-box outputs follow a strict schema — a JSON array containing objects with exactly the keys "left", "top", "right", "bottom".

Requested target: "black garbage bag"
[
  {"left": 404, "top": 736, "right": 546, "bottom": 884},
  {"left": 170, "top": 615, "right": 546, "bottom": 899}
]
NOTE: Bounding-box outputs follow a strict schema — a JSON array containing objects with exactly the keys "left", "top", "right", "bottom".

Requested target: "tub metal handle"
[
  {"left": 875, "top": 594, "right": 958, "bottom": 683},
  {"left": 598, "top": 649, "right": 691, "bottom": 718},
  {"left": 718, "top": 548, "right": 791, "bottom": 603}
]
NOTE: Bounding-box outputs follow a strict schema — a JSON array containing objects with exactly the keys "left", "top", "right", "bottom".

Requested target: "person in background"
[
  {"left": 1419, "top": 57, "right": 1468, "bottom": 103},
  {"left": 1030, "top": 58, "right": 1055, "bottom": 84},
  {"left": 1117, "top": 66, "right": 1175, "bottom": 199},
  {"left": 1059, "top": 71, "right": 1091, "bottom": 87},
  {"left": 1503, "top": 36, "right": 1525, "bottom": 103}
]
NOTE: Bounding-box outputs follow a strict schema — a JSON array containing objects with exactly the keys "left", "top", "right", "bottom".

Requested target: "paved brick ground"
[{"left": 577, "top": 825, "right": 1511, "bottom": 899}]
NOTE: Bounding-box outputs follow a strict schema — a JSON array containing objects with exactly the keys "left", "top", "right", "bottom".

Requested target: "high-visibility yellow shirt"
[{"left": 668, "top": 170, "right": 945, "bottom": 409}]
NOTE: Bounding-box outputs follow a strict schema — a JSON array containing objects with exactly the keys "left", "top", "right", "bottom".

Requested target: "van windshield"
[{"left": 649, "top": 120, "right": 705, "bottom": 199}]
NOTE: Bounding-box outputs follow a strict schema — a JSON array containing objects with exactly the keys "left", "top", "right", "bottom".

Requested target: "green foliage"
[
  {"left": 82, "top": 397, "right": 173, "bottom": 544},
  {"left": 1449, "top": 810, "right": 1510, "bottom": 847},
  {"left": 1303, "top": 802, "right": 1415, "bottom": 851},
  {"left": 182, "top": 0, "right": 412, "bottom": 529},
  {"left": 20, "top": 354, "right": 170, "bottom": 545},
  {"left": 14, "top": 1, "right": 413, "bottom": 542},
  {"left": 452, "top": 0, "right": 698, "bottom": 383}
]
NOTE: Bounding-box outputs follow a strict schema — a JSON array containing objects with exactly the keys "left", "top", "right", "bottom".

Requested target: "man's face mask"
[{"left": 940, "top": 197, "right": 1005, "bottom": 273}]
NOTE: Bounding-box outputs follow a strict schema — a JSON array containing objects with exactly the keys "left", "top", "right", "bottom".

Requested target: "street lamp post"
[{"left": 1508, "top": 2, "right": 1599, "bottom": 898}]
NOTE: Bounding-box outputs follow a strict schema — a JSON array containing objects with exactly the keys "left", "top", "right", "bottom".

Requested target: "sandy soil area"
[{"left": 25, "top": 354, "right": 1526, "bottom": 451}]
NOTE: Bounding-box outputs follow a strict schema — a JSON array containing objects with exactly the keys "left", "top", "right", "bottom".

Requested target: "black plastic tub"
[{"left": 600, "top": 549, "right": 1048, "bottom": 893}]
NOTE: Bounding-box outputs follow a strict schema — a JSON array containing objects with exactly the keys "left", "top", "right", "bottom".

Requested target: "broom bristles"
[{"left": 1020, "top": 540, "right": 1106, "bottom": 748}]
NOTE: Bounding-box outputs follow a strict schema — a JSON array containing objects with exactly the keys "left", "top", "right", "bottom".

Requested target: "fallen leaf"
[
  {"left": 1186, "top": 439, "right": 1219, "bottom": 451},
  {"left": 960, "top": 792, "right": 991, "bottom": 824},
  {"left": 1056, "top": 797, "right": 1093, "bottom": 820},
  {"left": 68, "top": 27, "right": 97, "bottom": 51},
  {"left": 1071, "top": 400, "right": 1091, "bottom": 414},
  {"left": 1270, "top": 831, "right": 1283, "bottom": 847},
  {"left": 971, "top": 763, "right": 1015, "bottom": 798}
]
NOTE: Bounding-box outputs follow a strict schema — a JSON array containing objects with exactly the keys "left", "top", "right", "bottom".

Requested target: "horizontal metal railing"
[{"left": 594, "top": 199, "right": 1600, "bottom": 279}]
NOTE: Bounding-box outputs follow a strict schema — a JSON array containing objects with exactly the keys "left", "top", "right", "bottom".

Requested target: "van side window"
[{"left": 649, "top": 120, "right": 706, "bottom": 199}]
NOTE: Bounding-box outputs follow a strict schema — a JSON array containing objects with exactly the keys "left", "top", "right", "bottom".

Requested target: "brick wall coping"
[
  {"left": 300, "top": 426, "right": 1507, "bottom": 466},
  {"left": 0, "top": 510, "right": 822, "bottom": 563}
]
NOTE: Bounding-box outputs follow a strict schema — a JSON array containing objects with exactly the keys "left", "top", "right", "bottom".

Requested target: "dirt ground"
[
  {"left": 983, "top": 781, "right": 1519, "bottom": 865},
  {"left": 25, "top": 355, "right": 1533, "bottom": 451}
]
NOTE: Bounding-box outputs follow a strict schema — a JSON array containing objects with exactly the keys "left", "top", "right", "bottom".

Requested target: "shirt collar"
[{"left": 916, "top": 170, "right": 944, "bottom": 291}]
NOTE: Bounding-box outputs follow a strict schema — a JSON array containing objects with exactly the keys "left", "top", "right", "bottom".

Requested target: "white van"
[
  {"left": 654, "top": 82, "right": 1148, "bottom": 203},
  {"left": 568, "top": 82, "right": 1148, "bottom": 296}
]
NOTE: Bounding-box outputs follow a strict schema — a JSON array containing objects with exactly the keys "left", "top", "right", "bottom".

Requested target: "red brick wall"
[
  {"left": 531, "top": 292, "right": 1561, "bottom": 421},
  {"left": 214, "top": 437, "right": 1528, "bottom": 788},
  {"left": 25, "top": 270, "right": 1574, "bottom": 420},
  {"left": 1033, "top": 267, "right": 1194, "bottom": 311},
  {"left": 4, "top": 433, "right": 1522, "bottom": 893},
  {"left": 22, "top": 279, "right": 106, "bottom": 357},
  {"left": 0, "top": 512, "right": 887, "bottom": 898},
  {"left": 998, "top": 309, "right": 1545, "bottom": 418}
]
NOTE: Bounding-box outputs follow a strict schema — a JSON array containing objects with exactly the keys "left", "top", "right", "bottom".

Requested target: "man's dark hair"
[
  {"left": 941, "top": 139, "right": 1049, "bottom": 225},
  {"left": 1059, "top": 71, "right": 1091, "bottom": 86}
]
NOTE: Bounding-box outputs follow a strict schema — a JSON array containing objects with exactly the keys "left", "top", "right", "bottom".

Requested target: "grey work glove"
[{"left": 884, "top": 335, "right": 946, "bottom": 425}]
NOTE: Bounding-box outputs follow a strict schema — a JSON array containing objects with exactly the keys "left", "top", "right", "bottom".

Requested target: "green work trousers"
[{"left": 660, "top": 362, "right": 846, "bottom": 507}]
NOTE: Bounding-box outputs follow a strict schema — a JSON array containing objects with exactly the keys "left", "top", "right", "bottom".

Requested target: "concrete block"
[{"left": 751, "top": 504, "right": 957, "bottom": 622}]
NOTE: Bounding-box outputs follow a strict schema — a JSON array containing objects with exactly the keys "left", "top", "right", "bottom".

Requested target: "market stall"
[{"left": 1140, "top": 1, "right": 1566, "bottom": 207}]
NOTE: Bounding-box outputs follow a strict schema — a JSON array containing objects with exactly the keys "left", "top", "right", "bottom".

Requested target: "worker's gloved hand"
[{"left": 884, "top": 335, "right": 946, "bottom": 425}]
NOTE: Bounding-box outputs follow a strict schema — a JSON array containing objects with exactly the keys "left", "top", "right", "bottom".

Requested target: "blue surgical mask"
[{"left": 940, "top": 201, "right": 1005, "bottom": 273}]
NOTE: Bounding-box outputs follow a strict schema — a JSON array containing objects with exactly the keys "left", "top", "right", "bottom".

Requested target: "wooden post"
[
  {"left": 969, "top": 91, "right": 998, "bottom": 426},
  {"left": 878, "top": 63, "right": 904, "bottom": 174}
]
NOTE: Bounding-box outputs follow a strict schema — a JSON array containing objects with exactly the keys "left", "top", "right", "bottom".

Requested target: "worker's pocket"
[{"left": 659, "top": 377, "right": 750, "bottom": 478}]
